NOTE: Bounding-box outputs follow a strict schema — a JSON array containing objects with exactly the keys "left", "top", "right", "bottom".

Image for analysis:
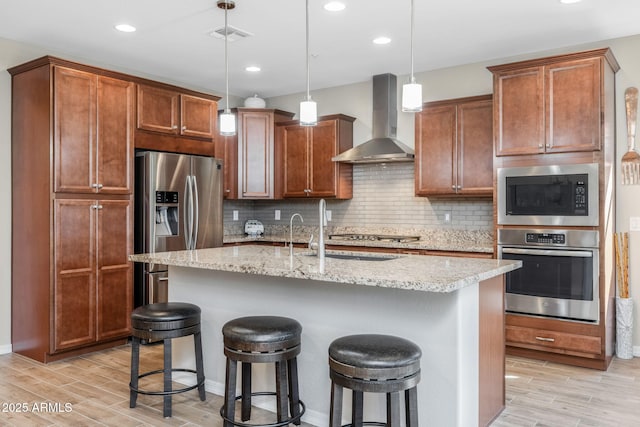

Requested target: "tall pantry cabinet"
[{"left": 10, "top": 57, "right": 134, "bottom": 362}]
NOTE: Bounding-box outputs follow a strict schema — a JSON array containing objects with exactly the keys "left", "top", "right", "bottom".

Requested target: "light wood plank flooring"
[{"left": 0, "top": 344, "right": 638, "bottom": 426}]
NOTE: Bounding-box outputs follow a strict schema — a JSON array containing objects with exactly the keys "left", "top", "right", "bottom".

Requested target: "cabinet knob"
[
  {"left": 538, "top": 143, "right": 543, "bottom": 149},
  {"left": 172, "top": 125, "right": 178, "bottom": 130},
  {"left": 546, "top": 143, "right": 551, "bottom": 148},
  {"left": 225, "top": 189, "right": 231, "bottom": 193},
  {"left": 91, "top": 183, "right": 104, "bottom": 190},
  {"left": 535, "top": 336, "right": 555, "bottom": 342},
  {"left": 182, "top": 126, "right": 187, "bottom": 131},
  {"left": 457, "top": 185, "right": 462, "bottom": 190},
  {"left": 452, "top": 185, "right": 456, "bottom": 189},
  {"left": 92, "top": 204, "right": 103, "bottom": 210}
]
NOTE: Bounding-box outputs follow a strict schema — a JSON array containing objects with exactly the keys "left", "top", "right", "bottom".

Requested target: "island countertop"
[{"left": 129, "top": 245, "right": 520, "bottom": 293}]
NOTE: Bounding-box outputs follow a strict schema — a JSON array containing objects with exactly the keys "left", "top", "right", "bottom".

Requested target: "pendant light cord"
[
  {"left": 224, "top": 5, "right": 230, "bottom": 111},
  {"left": 410, "top": 0, "right": 415, "bottom": 84},
  {"left": 305, "top": 0, "right": 311, "bottom": 101}
]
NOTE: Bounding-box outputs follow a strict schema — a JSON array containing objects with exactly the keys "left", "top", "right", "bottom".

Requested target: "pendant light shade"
[
  {"left": 300, "top": 0, "right": 317, "bottom": 126},
  {"left": 218, "top": 0, "right": 236, "bottom": 136},
  {"left": 402, "top": 0, "right": 422, "bottom": 112}
]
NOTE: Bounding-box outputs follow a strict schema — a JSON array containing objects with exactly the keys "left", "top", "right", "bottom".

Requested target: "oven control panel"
[{"left": 525, "top": 233, "right": 566, "bottom": 245}]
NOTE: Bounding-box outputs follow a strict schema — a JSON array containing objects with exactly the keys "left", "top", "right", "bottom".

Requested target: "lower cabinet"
[{"left": 52, "top": 199, "right": 133, "bottom": 356}]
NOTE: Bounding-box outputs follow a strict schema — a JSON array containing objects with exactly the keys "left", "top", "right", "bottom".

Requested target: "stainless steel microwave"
[{"left": 497, "top": 163, "right": 599, "bottom": 227}]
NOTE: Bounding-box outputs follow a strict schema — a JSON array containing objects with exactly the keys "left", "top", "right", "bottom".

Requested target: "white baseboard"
[
  {"left": 633, "top": 346, "right": 640, "bottom": 357},
  {"left": 0, "top": 344, "right": 12, "bottom": 355},
  {"left": 174, "top": 373, "right": 326, "bottom": 427}
]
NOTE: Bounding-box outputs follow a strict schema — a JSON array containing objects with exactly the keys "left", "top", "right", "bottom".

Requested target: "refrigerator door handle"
[
  {"left": 192, "top": 175, "right": 199, "bottom": 249},
  {"left": 184, "top": 175, "right": 193, "bottom": 249}
]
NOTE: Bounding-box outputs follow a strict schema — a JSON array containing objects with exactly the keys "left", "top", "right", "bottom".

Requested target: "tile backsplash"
[{"left": 223, "top": 162, "right": 493, "bottom": 233}]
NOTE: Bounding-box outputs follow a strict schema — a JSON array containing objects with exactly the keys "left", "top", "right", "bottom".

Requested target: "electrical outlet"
[
  {"left": 233, "top": 210, "right": 239, "bottom": 221},
  {"left": 443, "top": 211, "right": 452, "bottom": 224},
  {"left": 275, "top": 210, "right": 281, "bottom": 220},
  {"left": 631, "top": 216, "right": 640, "bottom": 231},
  {"left": 326, "top": 210, "right": 332, "bottom": 221}
]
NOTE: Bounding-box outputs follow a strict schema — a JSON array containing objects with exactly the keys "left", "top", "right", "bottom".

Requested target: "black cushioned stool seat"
[
  {"left": 329, "top": 334, "right": 421, "bottom": 427},
  {"left": 129, "top": 302, "right": 206, "bottom": 418},
  {"left": 221, "top": 316, "right": 305, "bottom": 427}
]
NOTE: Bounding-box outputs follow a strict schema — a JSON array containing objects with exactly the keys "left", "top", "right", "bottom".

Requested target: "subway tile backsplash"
[{"left": 223, "top": 162, "right": 493, "bottom": 233}]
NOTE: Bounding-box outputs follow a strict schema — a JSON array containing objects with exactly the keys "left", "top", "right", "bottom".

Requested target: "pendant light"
[
  {"left": 218, "top": 0, "right": 236, "bottom": 136},
  {"left": 402, "top": 0, "right": 422, "bottom": 112},
  {"left": 300, "top": 0, "right": 317, "bottom": 126}
]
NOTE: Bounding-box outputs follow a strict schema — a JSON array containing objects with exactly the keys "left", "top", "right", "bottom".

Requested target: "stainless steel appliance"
[
  {"left": 497, "top": 163, "right": 599, "bottom": 226},
  {"left": 498, "top": 228, "right": 599, "bottom": 323},
  {"left": 134, "top": 151, "right": 223, "bottom": 307}
]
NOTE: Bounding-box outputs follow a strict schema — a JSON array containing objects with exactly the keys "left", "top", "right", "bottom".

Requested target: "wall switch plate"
[
  {"left": 326, "top": 210, "right": 332, "bottom": 221},
  {"left": 631, "top": 216, "right": 640, "bottom": 231},
  {"left": 233, "top": 210, "right": 239, "bottom": 221},
  {"left": 275, "top": 210, "right": 281, "bottom": 220},
  {"left": 443, "top": 211, "right": 452, "bottom": 224}
]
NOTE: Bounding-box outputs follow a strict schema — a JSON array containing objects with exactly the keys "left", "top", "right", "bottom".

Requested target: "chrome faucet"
[
  {"left": 289, "top": 213, "right": 303, "bottom": 256},
  {"left": 317, "top": 199, "right": 327, "bottom": 261},
  {"left": 308, "top": 199, "right": 327, "bottom": 261}
]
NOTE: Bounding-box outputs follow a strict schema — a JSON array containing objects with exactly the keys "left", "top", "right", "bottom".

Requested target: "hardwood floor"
[{"left": 0, "top": 344, "right": 638, "bottom": 426}]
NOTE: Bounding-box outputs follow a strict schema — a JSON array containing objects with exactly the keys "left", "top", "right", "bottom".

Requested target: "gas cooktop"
[{"left": 328, "top": 233, "right": 421, "bottom": 243}]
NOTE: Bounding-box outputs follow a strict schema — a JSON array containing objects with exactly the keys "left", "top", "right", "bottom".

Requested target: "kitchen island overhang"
[{"left": 129, "top": 245, "right": 521, "bottom": 427}]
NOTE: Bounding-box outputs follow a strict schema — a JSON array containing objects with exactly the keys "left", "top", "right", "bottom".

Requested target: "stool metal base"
[
  {"left": 130, "top": 368, "right": 205, "bottom": 396},
  {"left": 220, "top": 391, "right": 306, "bottom": 427}
]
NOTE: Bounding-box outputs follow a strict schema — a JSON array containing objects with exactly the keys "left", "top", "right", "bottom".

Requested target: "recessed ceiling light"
[
  {"left": 324, "top": 1, "right": 346, "bottom": 12},
  {"left": 115, "top": 24, "right": 136, "bottom": 33},
  {"left": 373, "top": 36, "right": 391, "bottom": 45},
  {"left": 559, "top": 0, "right": 582, "bottom": 4},
  {"left": 245, "top": 66, "right": 261, "bottom": 72}
]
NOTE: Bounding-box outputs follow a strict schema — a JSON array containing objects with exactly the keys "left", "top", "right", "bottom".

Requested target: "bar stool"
[
  {"left": 129, "top": 302, "right": 206, "bottom": 418},
  {"left": 328, "top": 334, "right": 421, "bottom": 427},
  {"left": 220, "top": 315, "right": 305, "bottom": 427}
]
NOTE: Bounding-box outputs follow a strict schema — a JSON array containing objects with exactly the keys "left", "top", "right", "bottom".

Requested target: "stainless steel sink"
[{"left": 304, "top": 252, "right": 398, "bottom": 261}]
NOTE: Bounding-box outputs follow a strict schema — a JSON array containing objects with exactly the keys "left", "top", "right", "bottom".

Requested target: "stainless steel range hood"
[{"left": 332, "top": 73, "right": 415, "bottom": 163}]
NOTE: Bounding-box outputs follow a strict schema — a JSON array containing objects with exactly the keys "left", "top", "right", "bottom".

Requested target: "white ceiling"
[{"left": 2, "top": 0, "right": 640, "bottom": 98}]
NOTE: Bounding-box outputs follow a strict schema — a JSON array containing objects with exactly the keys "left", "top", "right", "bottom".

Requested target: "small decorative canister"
[{"left": 244, "top": 94, "right": 266, "bottom": 108}]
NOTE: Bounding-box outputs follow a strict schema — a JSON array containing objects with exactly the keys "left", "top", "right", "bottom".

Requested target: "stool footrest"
[
  {"left": 219, "top": 391, "right": 306, "bottom": 427},
  {"left": 130, "top": 368, "right": 204, "bottom": 396}
]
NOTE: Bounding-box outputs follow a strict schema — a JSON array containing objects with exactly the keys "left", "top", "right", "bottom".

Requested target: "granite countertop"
[
  {"left": 129, "top": 245, "right": 520, "bottom": 293},
  {"left": 223, "top": 227, "right": 494, "bottom": 254}
]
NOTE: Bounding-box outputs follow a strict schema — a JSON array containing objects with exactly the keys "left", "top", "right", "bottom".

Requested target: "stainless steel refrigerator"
[{"left": 134, "top": 151, "right": 223, "bottom": 307}]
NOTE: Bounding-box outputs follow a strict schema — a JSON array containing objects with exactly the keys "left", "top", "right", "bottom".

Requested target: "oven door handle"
[{"left": 502, "top": 248, "right": 593, "bottom": 258}]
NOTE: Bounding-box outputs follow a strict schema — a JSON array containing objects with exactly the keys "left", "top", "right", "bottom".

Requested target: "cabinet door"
[
  {"left": 309, "top": 120, "right": 339, "bottom": 197},
  {"left": 281, "top": 125, "right": 310, "bottom": 197},
  {"left": 53, "top": 200, "right": 96, "bottom": 351},
  {"left": 136, "top": 84, "right": 179, "bottom": 134},
  {"left": 238, "top": 111, "right": 274, "bottom": 198},
  {"left": 216, "top": 134, "right": 238, "bottom": 199},
  {"left": 97, "top": 77, "right": 134, "bottom": 194},
  {"left": 494, "top": 67, "right": 544, "bottom": 156},
  {"left": 53, "top": 67, "right": 96, "bottom": 193},
  {"left": 415, "top": 104, "right": 456, "bottom": 195},
  {"left": 546, "top": 58, "right": 602, "bottom": 152},
  {"left": 457, "top": 99, "right": 493, "bottom": 195},
  {"left": 97, "top": 200, "right": 132, "bottom": 341},
  {"left": 181, "top": 94, "right": 216, "bottom": 139}
]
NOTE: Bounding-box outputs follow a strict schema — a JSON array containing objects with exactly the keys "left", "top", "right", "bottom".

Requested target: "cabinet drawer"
[{"left": 506, "top": 325, "right": 601, "bottom": 355}]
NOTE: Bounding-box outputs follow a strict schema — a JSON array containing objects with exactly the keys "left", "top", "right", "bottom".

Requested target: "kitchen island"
[{"left": 129, "top": 245, "right": 521, "bottom": 426}]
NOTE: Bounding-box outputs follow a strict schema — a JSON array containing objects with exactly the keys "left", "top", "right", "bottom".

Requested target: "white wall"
[{"left": 2, "top": 33, "right": 640, "bottom": 353}]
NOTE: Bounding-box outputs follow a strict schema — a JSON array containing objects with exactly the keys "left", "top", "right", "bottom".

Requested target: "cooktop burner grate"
[{"left": 328, "top": 233, "right": 420, "bottom": 243}]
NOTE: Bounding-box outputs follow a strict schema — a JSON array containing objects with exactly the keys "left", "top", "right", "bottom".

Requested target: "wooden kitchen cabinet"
[
  {"left": 275, "top": 114, "right": 355, "bottom": 199},
  {"left": 54, "top": 66, "right": 134, "bottom": 194},
  {"left": 415, "top": 95, "right": 493, "bottom": 196},
  {"left": 226, "top": 108, "right": 295, "bottom": 199},
  {"left": 134, "top": 84, "right": 220, "bottom": 156},
  {"left": 10, "top": 56, "right": 134, "bottom": 362},
  {"left": 54, "top": 199, "right": 132, "bottom": 352},
  {"left": 488, "top": 48, "right": 620, "bottom": 156},
  {"left": 215, "top": 132, "right": 239, "bottom": 199},
  {"left": 137, "top": 84, "right": 217, "bottom": 138}
]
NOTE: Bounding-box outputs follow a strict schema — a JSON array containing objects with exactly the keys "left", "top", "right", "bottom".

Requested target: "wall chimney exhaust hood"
[{"left": 332, "top": 73, "right": 415, "bottom": 163}]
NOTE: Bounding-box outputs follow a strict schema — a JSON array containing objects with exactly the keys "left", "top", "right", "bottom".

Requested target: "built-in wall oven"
[
  {"left": 497, "top": 163, "right": 599, "bottom": 227},
  {"left": 498, "top": 228, "right": 600, "bottom": 323}
]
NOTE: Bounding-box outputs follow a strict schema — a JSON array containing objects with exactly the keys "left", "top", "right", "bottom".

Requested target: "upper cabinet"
[
  {"left": 54, "top": 66, "right": 134, "bottom": 195},
  {"left": 415, "top": 95, "right": 493, "bottom": 196},
  {"left": 135, "top": 84, "right": 220, "bottom": 156},
  {"left": 275, "top": 114, "right": 355, "bottom": 199},
  {"left": 217, "top": 108, "right": 295, "bottom": 200},
  {"left": 488, "top": 48, "right": 620, "bottom": 157}
]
